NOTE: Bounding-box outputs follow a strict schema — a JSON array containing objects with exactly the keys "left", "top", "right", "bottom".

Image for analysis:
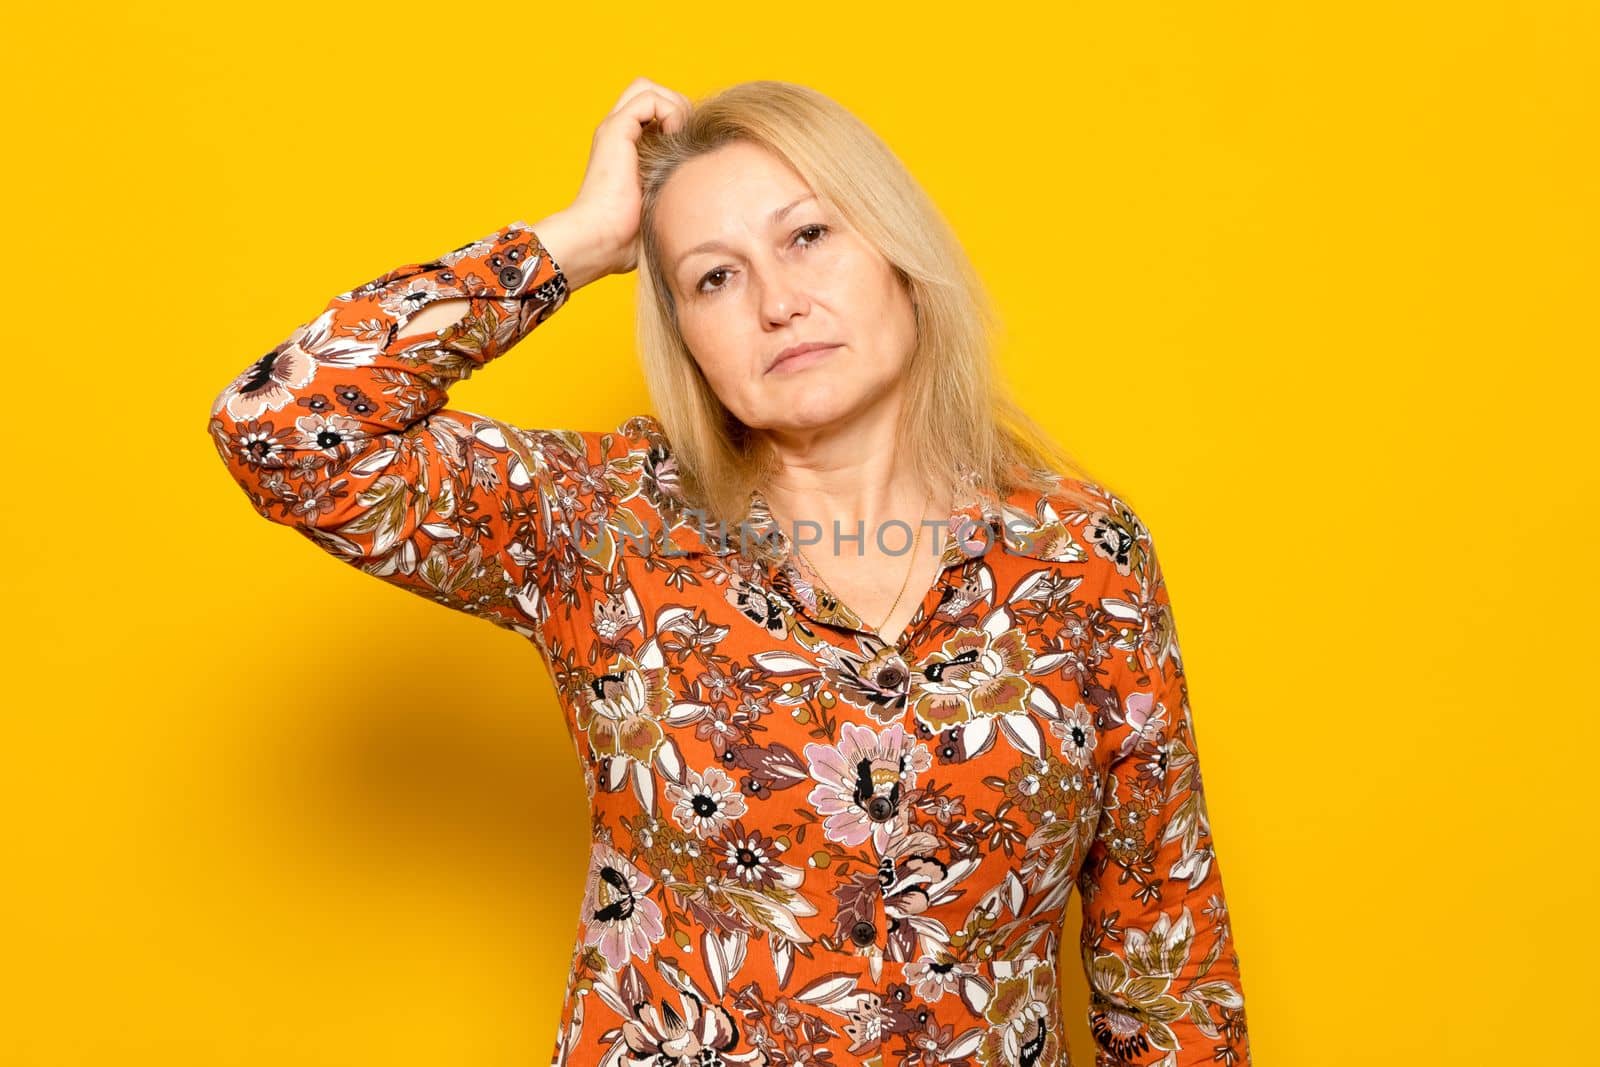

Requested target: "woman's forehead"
[{"left": 658, "top": 148, "right": 814, "bottom": 233}]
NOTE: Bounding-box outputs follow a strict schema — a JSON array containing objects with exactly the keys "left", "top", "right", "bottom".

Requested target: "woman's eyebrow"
[{"left": 675, "top": 194, "right": 819, "bottom": 269}]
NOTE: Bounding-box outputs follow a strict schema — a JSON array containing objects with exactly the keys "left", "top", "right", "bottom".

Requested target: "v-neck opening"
[
  {"left": 883, "top": 560, "right": 960, "bottom": 653},
  {"left": 743, "top": 481, "right": 1001, "bottom": 650},
  {"left": 772, "top": 529, "right": 966, "bottom": 653}
]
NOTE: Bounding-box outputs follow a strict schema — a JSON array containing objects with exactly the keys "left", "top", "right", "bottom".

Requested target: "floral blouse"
[{"left": 207, "top": 220, "right": 1253, "bottom": 1067}]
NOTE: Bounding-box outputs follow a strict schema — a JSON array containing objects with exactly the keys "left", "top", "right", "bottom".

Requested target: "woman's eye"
[{"left": 695, "top": 224, "right": 830, "bottom": 295}]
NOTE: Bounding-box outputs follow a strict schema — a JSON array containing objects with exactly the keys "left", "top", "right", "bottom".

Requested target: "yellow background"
[{"left": 5, "top": 2, "right": 1594, "bottom": 1063}]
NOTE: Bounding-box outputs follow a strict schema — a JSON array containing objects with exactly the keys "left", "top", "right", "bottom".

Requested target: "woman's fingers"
[
  {"left": 552, "top": 79, "right": 692, "bottom": 281},
  {"left": 657, "top": 85, "right": 694, "bottom": 130},
  {"left": 622, "top": 89, "right": 684, "bottom": 138},
  {"left": 607, "top": 78, "right": 691, "bottom": 134}
]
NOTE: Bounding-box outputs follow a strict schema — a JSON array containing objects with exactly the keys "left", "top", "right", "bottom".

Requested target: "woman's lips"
[{"left": 767, "top": 344, "right": 842, "bottom": 374}]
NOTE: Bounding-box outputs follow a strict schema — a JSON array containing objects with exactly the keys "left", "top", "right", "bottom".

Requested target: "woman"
[{"left": 208, "top": 78, "right": 1252, "bottom": 1067}]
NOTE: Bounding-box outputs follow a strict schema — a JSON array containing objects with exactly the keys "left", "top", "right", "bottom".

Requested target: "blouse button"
[
  {"left": 849, "top": 920, "right": 877, "bottom": 946},
  {"left": 498, "top": 265, "right": 523, "bottom": 289},
  {"left": 866, "top": 795, "right": 895, "bottom": 821}
]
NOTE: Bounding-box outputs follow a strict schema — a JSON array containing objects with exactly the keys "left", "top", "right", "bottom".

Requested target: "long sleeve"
[
  {"left": 1077, "top": 517, "right": 1254, "bottom": 1067},
  {"left": 206, "top": 220, "right": 578, "bottom": 641}
]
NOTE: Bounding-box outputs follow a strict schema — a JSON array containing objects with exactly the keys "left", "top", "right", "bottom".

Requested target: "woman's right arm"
[
  {"left": 206, "top": 78, "right": 695, "bottom": 638},
  {"left": 205, "top": 218, "right": 588, "bottom": 639}
]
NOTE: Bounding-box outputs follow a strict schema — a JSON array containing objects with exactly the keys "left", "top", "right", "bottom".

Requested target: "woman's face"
[{"left": 654, "top": 141, "right": 918, "bottom": 438}]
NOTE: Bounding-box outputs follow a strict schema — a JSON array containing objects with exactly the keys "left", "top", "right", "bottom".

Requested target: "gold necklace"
[{"left": 783, "top": 488, "right": 932, "bottom": 637}]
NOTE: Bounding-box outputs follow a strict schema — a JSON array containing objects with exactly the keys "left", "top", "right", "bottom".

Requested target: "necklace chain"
[{"left": 779, "top": 487, "right": 933, "bottom": 640}]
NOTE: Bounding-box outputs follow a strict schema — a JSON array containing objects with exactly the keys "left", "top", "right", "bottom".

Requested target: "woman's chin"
[{"left": 758, "top": 397, "right": 872, "bottom": 434}]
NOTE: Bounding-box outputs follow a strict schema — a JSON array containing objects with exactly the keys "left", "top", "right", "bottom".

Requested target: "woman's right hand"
[{"left": 534, "top": 77, "right": 693, "bottom": 289}]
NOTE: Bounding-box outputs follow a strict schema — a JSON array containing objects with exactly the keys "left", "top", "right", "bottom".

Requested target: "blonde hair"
[{"left": 632, "top": 79, "right": 1104, "bottom": 531}]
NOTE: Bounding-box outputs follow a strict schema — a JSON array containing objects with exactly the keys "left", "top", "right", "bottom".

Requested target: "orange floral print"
[{"left": 207, "top": 220, "right": 1253, "bottom": 1066}]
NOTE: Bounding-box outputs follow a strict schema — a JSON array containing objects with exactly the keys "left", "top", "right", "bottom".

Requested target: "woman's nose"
[{"left": 756, "top": 268, "right": 810, "bottom": 323}]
